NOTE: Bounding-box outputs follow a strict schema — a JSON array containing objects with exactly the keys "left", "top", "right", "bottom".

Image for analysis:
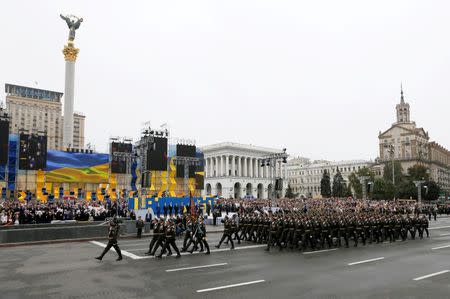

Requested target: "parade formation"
[{"left": 94, "top": 197, "right": 436, "bottom": 261}]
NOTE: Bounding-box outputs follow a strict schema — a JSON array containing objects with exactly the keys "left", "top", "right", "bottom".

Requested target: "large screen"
[
  {"left": 176, "top": 144, "right": 196, "bottom": 157},
  {"left": 147, "top": 137, "right": 167, "bottom": 171},
  {"left": 111, "top": 142, "right": 132, "bottom": 153},
  {"left": 111, "top": 156, "right": 127, "bottom": 174},
  {"left": 19, "top": 134, "right": 47, "bottom": 170},
  {"left": 45, "top": 150, "right": 109, "bottom": 183},
  {"left": 110, "top": 142, "right": 131, "bottom": 174},
  {"left": 176, "top": 164, "right": 196, "bottom": 178},
  {"left": 0, "top": 120, "right": 8, "bottom": 165}
]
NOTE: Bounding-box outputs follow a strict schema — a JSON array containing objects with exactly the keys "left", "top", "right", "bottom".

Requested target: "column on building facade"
[
  {"left": 225, "top": 155, "right": 229, "bottom": 177},
  {"left": 243, "top": 157, "right": 247, "bottom": 177},
  {"left": 237, "top": 156, "right": 241, "bottom": 177},
  {"left": 249, "top": 157, "right": 253, "bottom": 178},
  {"left": 256, "top": 158, "right": 259, "bottom": 178},
  {"left": 231, "top": 155, "right": 236, "bottom": 177},
  {"left": 205, "top": 158, "right": 209, "bottom": 178},
  {"left": 216, "top": 156, "right": 220, "bottom": 177},
  {"left": 220, "top": 155, "right": 224, "bottom": 176},
  {"left": 256, "top": 159, "right": 260, "bottom": 178}
]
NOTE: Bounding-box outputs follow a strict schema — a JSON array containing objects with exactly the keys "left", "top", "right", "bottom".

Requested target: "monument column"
[
  {"left": 62, "top": 44, "right": 78, "bottom": 149},
  {"left": 60, "top": 14, "right": 83, "bottom": 149}
]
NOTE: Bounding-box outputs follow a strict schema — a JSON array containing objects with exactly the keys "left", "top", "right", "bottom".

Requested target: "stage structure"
[
  {"left": 134, "top": 124, "right": 205, "bottom": 198},
  {"left": 60, "top": 14, "right": 83, "bottom": 149}
]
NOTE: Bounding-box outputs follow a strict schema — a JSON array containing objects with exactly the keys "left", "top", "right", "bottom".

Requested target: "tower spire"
[
  {"left": 400, "top": 82, "right": 404, "bottom": 103},
  {"left": 396, "top": 82, "right": 410, "bottom": 123}
]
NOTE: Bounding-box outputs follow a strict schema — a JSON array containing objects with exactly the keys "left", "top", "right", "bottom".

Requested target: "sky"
[{"left": 0, "top": 0, "right": 449, "bottom": 161}]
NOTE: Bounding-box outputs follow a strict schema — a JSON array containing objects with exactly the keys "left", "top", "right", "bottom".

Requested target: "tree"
[
  {"left": 407, "top": 164, "right": 430, "bottom": 181},
  {"left": 372, "top": 178, "right": 386, "bottom": 200},
  {"left": 348, "top": 167, "right": 376, "bottom": 199},
  {"left": 285, "top": 184, "right": 295, "bottom": 199},
  {"left": 424, "top": 181, "right": 441, "bottom": 201},
  {"left": 383, "top": 161, "right": 404, "bottom": 186},
  {"left": 397, "top": 180, "right": 416, "bottom": 199},
  {"left": 320, "top": 170, "right": 331, "bottom": 197},
  {"left": 372, "top": 178, "right": 396, "bottom": 200},
  {"left": 345, "top": 183, "right": 353, "bottom": 198},
  {"left": 332, "top": 168, "right": 345, "bottom": 197}
]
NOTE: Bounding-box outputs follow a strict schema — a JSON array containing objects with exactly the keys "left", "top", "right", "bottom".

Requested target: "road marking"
[
  {"left": 89, "top": 241, "right": 145, "bottom": 260},
  {"left": 135, "top": 244, "right": 267, "bottom": 259},
  {"left": 431, "top": 244, "right": 450, "bottom": 250},
  {"left": 348, "top": 257, "right": 384, "bottom": 266},
  {"left": 303, "top": 248, "right": 338, "bottom": 255},
  {"left": 166, "top": 263, "right": 227, "bottom": 272},
  {"left": 430, "top": 226, "right": 450, "bottom": 230},
  {"left": 413, "top": 270, "right": 450, "bottom": 281},
  {"left": 439, "top": 233, "right": 450, "bottom": 236},
  {"left": 196, "top": 280, "right": 265, "bottom": 293}
]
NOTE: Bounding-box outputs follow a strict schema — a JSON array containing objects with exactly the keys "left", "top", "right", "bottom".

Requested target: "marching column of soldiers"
[
  {"left": 144, "top": 215, "right": 210, "bottom": 258},
  {"left": 233, "top": 211, "right": 430, "bottom": 251}
]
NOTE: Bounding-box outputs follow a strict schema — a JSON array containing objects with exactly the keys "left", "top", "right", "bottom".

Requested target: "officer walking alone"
[{"left": 95, "top": 217, "right": 123, "bottom": 261}]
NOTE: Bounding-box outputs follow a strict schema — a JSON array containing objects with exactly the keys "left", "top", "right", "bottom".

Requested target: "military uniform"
[{"left": 96, "top": 218, "right": 123, "bottom": 261}]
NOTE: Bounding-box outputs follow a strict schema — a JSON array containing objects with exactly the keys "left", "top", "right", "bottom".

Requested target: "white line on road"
[
  {"left": 431, "top": 244, "right": 450, "bottom": 250},
  {"left": 89, "top": 241, "right": 145, "bottom": 260},
  {"left": 196, "top": 280, "right": 265, "bottom": 293},
  {"left": 133, "top": 244, "right": 267, "bottom": 259},
  {"left": 303, "top": 248, "right": 338, "bottom": 255},
  {"left": 429, "top": 226, "right": 450, "bottom": 230},
  {"left": 439, "top": 233, "right": 450, "bottom": 236},
  {"left": 166, "top": 263, "right": 227, "bottom": 272},
  {"left": 413, "top": 270, "right": 450, "bottom": 281},
  {"left": 348, "top": 257, "right": 385, "bottom": 266}
]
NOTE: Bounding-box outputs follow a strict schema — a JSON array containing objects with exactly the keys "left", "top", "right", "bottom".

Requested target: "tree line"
[{"left": 284, "top": 164, "right": 441, "bottom": 201}]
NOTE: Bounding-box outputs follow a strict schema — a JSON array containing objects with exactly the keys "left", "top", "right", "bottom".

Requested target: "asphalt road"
[{"left": 1, "top": 218, "right": 450, "bottom": 299}]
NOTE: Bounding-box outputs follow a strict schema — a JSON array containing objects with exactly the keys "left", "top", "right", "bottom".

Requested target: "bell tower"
[{"left": 396, "top": 84, "right": 410, "bottom": 123}]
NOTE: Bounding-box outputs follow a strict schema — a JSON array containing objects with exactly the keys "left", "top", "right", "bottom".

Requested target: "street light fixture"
[{"left": 261, "top": 149, "right": 289, "bottom": 208}]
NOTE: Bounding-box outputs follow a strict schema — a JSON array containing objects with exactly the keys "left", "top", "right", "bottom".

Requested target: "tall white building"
[
  {"left": 201, "top": 142, "right": 288, "bottom": 199},
  {"left": 5, "top": 83, "right": 85, "bottom": 150},
  {"left": 287, "top": 157, "right": 373, "bottom": 198}
]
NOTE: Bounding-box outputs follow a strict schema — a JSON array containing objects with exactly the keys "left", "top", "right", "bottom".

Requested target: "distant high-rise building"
[
  {"left": 4, "top": 83, "right": 86, "bottom": 150},
  {"left": 73, "top": 112, "right": 85, "bottom": 149}
]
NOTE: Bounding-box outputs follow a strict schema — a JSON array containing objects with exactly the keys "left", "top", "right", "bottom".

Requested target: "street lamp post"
[{"left": 261, "top": 149, "right": 288, "bottom": 209}]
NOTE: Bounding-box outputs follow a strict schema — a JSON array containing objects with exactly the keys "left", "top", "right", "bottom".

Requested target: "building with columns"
[
  {"left": 287, "top": 157, "right": 373, "bottom": 198},
  {"left": 201, "top": 142, "right": 288, "bottom": 199},
  {"left": 378, "top": 87, "right": 450, "bottom": 193}
]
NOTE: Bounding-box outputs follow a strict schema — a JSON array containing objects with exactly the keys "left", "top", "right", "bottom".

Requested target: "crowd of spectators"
[
  {"left": 214, "top": 197, "right": 445, "bottom": 219},
  {"left": 0, "top": 199, "right": 131, "bottom": 225}
]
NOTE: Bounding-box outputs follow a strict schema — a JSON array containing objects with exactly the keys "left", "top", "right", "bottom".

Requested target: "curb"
[{"left": 0, "top": 229, "right": 224, "bottom": 248}]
